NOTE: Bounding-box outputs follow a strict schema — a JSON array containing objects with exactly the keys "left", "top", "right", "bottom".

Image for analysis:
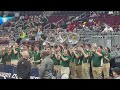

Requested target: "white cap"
[{"left": 61, "top": 74, "right": 69, "bottom": 79}]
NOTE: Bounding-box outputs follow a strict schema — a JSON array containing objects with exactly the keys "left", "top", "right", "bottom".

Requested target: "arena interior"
[{"left": 0, "top": 11, "right": 120, "bottom": 79}]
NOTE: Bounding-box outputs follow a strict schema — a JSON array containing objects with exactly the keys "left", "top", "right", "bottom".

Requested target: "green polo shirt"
[
  {"left": 34, "top": 51, "right": 41, "bottom": 61},
  {"left": 75, "top": 53, "right": 83, "bottom": 65},
  {"left": 83, "top": 49, "right": 91, "bottom": 63},
  {"left": 103, "top": 53, "right": 111, "bottom": 63},
  {"left": 61, "top": 55, "right": 70, "bottom": 67},
  {"left": 11, "top": 49, "right": 19, "bottom": 60},
  {"left": 69, "top": 54, "right": 75, "bottom": 62},
  {"left": 92, "top": 51, "right": 104, "bottom": 67},
  {"left": 1, "top": 51, "right": 8, "bottom": 63},
  {"left": 0, "top": 51, "right": 2, "bottom": 58},
  {"left": 52, "top": 55, "right": 60, "bottom": 65},
  {"left": 29, "top": 51, "right": 34, "bottom": 58}
]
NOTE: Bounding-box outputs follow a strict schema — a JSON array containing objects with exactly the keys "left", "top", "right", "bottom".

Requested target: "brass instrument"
[
  {"left": 68, "top": 33, "right": 80, "bottom": 45},
  {"left": 43, "top": 34, "right": 57, "bottom": 46},
  {"left": 58, "top": 32, "right": 68, "bottom": 43}
]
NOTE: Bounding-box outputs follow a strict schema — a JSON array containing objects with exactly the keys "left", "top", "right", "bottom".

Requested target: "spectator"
[
  {"left": 111, "top": 67, "right": 120, "bottom": 79},
  {"left": 61, "top": 21, "right": 67, "bottom": 29},
  {"left": 67, "top": 22, "right": 75, "bottom": 32},
  {"left": 56, "top": 24, "right": 62, "bottom": 34},
  {"left": 35, "top": 28, "right": 43, "bottom": 41},
  {"left": 90, "top": 11, "right": 97, "bottom": 18},
  {"left": 51, "top": 23, "right": 57, "bottom": 29},
  {"left": 77, "top": 24, "right": 83, "bottom": 29},
  {"left": 102, "top": 25, "right": 114, "bottom": 33},
  {"left": 17, "top": 51, "right": 31, "bottom": 79},
  {"left": 38, "top": 50, "right": 54, "bottom": 79}
]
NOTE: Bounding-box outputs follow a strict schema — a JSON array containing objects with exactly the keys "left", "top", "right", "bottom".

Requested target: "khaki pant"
[
  {"left": 69, "top": 62, "right": 76, "bottom": 79},
  {"left": 76, "top": 65, "right": 83, "bottom": 79},
  {"left": 92, "top": 67, "right": 102, "bottom": 79},
  {"left": 11, "top": 60, "right": 19, "bottom": 66},
  {"left": 61, "top": 66, "right": 70, "bottom": 77},
  {"left": 54, "top": 65, "right": 61, "bottom": 77},
  {"left": 6, "top": 61, "right": 11, "bottom": 65},
  {"left": 82, "top": 63, "right": 90, "bottom": 79},
  {"left": 102, "top": 63, "right": 110, "bottom": 79}
]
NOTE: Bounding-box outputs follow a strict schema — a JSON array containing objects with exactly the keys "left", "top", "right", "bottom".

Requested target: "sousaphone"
[
  {"left": 43, "top": 34, "right": 57, "bottom": 46},
  {"left": 58, "top": 32, "right": 68, "bottom": 43},
  {"left": 68, "top": 32, "right": 80, "bottom": 45}
]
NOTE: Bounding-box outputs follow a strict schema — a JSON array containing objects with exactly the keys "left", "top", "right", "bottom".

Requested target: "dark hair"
[
  {"left": 41, "top": 50, "right": 49, "bottom": 58},
  {"left": 82, "top": 43, "right": 85, "bottom": 48},
  {"left": 64, "top": 43, "right": 68, "bottom": 49},
  {"left": 51, "top": 46, "right": 54, "bottom": 48},
  {"left": 59, "top": 46, "right": 63, "bottom": 51},
  {"left": 54, "top": 45, "right": 58, "bottom": 49},
  {"left": 86, "top": 44, "right": 91, "bottom": 48},
  {"left": 80, "top": 44, "right": 84, "bottom": 48},
  {"left": 98, "top": 45, "right": 103, "bottom": 49},
  {"left": 88, "top": 44, "right": 91, "bottom": 48},
  {"left": 106, "top": 47, "right": 111, "bottom": 53},
  {"left": 66, "top": 49, "right": 70, "bottom": 56},
  {"left": 46, "top": 43, "right": 50, "bottom": 48}
]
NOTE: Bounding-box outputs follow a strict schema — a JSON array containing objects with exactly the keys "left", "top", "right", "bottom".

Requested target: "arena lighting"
[
  {"left": 0, "top": 16, "right": 13, "bottom": 25},
  {"left": 2, "top": 17, "right": 7, "bottom": 23}
]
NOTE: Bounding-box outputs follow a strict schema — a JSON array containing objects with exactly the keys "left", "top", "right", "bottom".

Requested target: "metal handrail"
[
  {"left": 56, "top": 19, "right": 63, "bottom": 25},
  {"left": 44, "top": 23, "right": 51, "bottom": 29}
]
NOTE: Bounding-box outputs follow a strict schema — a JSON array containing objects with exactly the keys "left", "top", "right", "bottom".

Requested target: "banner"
[{"left": 0, "top": 64, "right": 39, "bottom": 79}]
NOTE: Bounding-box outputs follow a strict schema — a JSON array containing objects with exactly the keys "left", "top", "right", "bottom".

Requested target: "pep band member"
[
  {"left": 0, "top": 46, "right": 2, "bottom": 63},
  {"left": 91, "top": 46, "right": 104, "bottom": 79},
  {"left": 81, "top": 44, "right": 91, "bottom": 79},
  {"left": 75, "top": 45, "right": 83, "bottom": 79},
  {"left": 11, "top": 43, "right": 20, "bottom": 66},
  {"left": 6, "top": 46, "right": 12, "bottom": 65},
  {"left": 102, "top": 47, "right": 111, "bottom": 79},
  {"left": 1, "top": 47, "right": 8, "bottom": 64},
  {"left": 51, "top": 45, "right": 61, "bottom": 78},
  {"left": 69, "top": 45, "right": 78, "bottom": 79},
  {"left": 33, "top": 45, "right": 41, "bottom": 65},
  {"left": 60, "top": 49, "right": 70, "bottom": 77}
]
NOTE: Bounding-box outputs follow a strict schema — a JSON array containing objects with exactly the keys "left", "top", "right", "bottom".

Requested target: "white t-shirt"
[{"left": 102, "top": 27, "right": 113, "bottom": 33}]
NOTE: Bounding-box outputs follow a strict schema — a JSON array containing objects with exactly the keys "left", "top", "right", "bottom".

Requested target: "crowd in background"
[{"left": 0, "top": 11, "right": 120, "bottom": 79}]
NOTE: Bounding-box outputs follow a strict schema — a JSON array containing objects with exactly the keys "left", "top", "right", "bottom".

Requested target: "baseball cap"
[{"left": 111, "top": 67, "right": 120, "bottom": 74}]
